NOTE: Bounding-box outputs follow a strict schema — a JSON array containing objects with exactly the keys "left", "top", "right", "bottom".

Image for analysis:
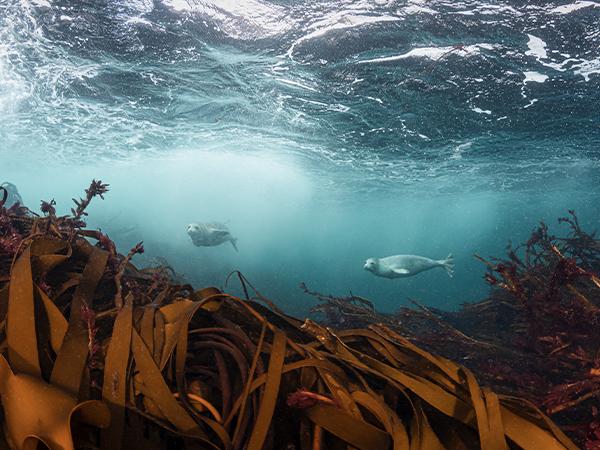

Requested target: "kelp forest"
[{"left": 0, "top": 181, "right": 598, "bottom": 450}]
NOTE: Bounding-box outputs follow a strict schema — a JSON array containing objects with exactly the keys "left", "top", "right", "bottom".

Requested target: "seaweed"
[
  {"left": 308, "top": 211, "right": 600, "bottom": 448},
  {"left": 0, "top": 182, "right": 579, "bottom": 449}
]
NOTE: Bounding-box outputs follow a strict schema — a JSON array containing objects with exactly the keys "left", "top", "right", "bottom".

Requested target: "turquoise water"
[{"left": 1, "top": 0, "right": 599, "bottom": 315}]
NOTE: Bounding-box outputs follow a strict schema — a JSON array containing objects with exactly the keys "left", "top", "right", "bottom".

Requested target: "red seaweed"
[{"left": 304, "top": 210, "right": 600, "bottom": 447}]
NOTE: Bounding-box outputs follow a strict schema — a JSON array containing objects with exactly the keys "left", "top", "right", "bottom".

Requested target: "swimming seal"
[
  {"left": 187, "top": 222, "right": 238, "bottom": 251},
  {"left": 364, "top": 253, "right": 454, "bottom": 279},
  {"left": 0, "top": 182, "right": 23, "bottom": 208}
]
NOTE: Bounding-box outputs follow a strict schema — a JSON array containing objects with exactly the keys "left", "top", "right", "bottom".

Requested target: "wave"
[
  {"left": 161, "top": 0, "right": 290, "bottom": 39},
  {"left": 0, "top": 0, "right": 598, "bottom": 194},
  {"left": 285, "top": 13, "right": 401, "bottom": 61},
  {"left": 550, "top": 1, "right": 600, "bottom": 14},
  {"left": 357, "top": 43, "right": 496, "bottom": 64}
]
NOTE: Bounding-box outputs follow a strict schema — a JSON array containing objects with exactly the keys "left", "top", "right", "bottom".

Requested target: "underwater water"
[{"left": 1, "top": 0, "right": 599, "bottom": 316}]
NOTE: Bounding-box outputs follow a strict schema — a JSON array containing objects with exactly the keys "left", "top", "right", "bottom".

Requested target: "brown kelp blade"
[
  {"left": 0, "top": 181, "right": 578, "bottom": 449},
  {"left": 0, "top": 355, "right": 110, "bottom": 450}
]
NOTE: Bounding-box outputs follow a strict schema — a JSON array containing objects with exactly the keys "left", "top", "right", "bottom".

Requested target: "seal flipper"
[
  {"left": 392, "top": 268, "right": 410, "bottom": 275},
  {"left": 213, "top": 230, "right": 230, "bottom": 239},
  {"left": 230, "top": 238, "right": 238, "bottom": 252},
  {"left": 439, "top": 253, "right": 454, "bottom": 278}
]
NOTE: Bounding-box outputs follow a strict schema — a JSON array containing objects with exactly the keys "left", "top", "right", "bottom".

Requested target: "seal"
[
  {"left": 0, "top": 182, "right": 23, "bottom": 208},
  {"left": 364, "top": 253, "right": 454, "bottom": 279},
  {"left": 187, "top": 222, "right": 238, "bottom": 251}
]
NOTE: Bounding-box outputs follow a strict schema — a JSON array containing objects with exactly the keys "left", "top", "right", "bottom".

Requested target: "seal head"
[{"left": 363, "top": 258, "right": 379, "bottom": 273}]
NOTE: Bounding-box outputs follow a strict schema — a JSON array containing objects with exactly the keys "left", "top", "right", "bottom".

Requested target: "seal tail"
[
  {"left": 230, "top": 237, "right": 238, "bottom": 252},
  {"left": 439, "top": 253, "right": 454, "bottom": 278}
]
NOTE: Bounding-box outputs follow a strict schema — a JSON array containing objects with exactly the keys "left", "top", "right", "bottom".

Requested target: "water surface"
[{"left": 1, "top": 0, "right": 599, "bottom": 314}]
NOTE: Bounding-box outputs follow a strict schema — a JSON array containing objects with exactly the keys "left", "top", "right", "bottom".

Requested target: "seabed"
[{"left": 1, "top": 181, "right": 597, "bottom": 449}]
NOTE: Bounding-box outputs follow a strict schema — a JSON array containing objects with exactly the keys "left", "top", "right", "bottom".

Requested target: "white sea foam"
[
  {"left": 451, "top": 141, "right": 472, "bottom": 159},
  {"left": 573, "top": 57, "right": 600, "bottom": 81},
  {"left": 286, "top": 14, "right": 400, "bottom": 59},
  {"left": 523, "top": 98, "right": 538, "bottom": 108},
  {"left": 403, "top": 5, "right": 438, "bottom": 14},
  {"left": 523, "top": 71, "right": 548, "bottom": 83},
  {"left": 525, "top": 35, "right": 548, "bottom": 59},
  {"left": 275, "top": 77, "right": 319, "bottom": 92},
  {"left": 477, "top": 4, "right": 521, "bottom": 15},
  {"left": 163, "top": 0, "right": 289, "bottom": 39},
  {"left": 471, "top": 107, "right": 492, "bottom": 115},
  {"left": 550, "top": 1, "right": 600, "bottom": 14},
  {"left": 365, "top": 96, "right": 383, "bottom": 104},
  {"left": 27, "top": 0, "right": 51, "bottom": 7},
  {"left": 125, "top": 16, "right": 155, "bottom": 27},
  {"left": 358, "top": 44, "right": 494, "bottom": 64},
  {"left": 295, "top": 98, "right": 349, "bottom": 113},
  {"left": 524, "top": 33, "right": 598, "bottom": 81},
  {"left": 452, "top": 4, "right": 521, "bottom": 16}
]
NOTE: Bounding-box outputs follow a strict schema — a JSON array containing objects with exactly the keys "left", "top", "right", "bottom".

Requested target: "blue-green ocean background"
[{"left": 1, "top": 0, "right": 599, "bottom": 316}]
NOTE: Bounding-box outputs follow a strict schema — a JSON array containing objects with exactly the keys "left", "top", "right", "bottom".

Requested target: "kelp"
[
  {"left": 0, "top": 182, "right": 576, "bottom": 449},
  {"left": 308, "top": 211, "right": 600, "bottom": 448}
]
